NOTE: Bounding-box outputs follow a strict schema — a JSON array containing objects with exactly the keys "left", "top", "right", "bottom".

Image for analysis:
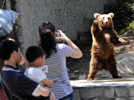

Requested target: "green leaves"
[{"left": 104, "top": 0, "right": 134, "bottom": 34}]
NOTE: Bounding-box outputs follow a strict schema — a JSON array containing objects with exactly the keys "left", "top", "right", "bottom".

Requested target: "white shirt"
[
  {"left": 44, "top": 43, "right": 73, "bottom": 100},
  {"left": 24, "top": 67, "right": 47, "bottom": 84}
]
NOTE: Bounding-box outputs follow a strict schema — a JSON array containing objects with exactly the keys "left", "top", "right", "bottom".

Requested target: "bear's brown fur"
[{"left": 87, "top": 13, "right": 121, "bottom": 80}]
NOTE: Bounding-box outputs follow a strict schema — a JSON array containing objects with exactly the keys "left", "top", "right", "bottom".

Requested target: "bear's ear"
[
  {"left": 108, "top": 13, "right": 114, "bottom": 18},
  {"left": 94, "top": 13, "right": 101, "bottom": 19}
]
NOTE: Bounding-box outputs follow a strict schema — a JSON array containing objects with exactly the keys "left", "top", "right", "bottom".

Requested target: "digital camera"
[{"left": 55, "top": 31, "right": 61, "bottom": 37}]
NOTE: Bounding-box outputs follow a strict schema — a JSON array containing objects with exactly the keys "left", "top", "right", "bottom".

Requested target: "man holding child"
[{"left": 0, "top": 40, "right": 55, "bottom": 100}]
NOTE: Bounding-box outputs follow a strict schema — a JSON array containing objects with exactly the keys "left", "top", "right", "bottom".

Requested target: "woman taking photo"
[{"left": 38, "top": 22, "right": 83, "bottom": 100}]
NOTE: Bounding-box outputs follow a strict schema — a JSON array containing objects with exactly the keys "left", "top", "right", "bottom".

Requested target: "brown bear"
[{"left": 87, "top": 13, "right": 122, "bottom": 80}]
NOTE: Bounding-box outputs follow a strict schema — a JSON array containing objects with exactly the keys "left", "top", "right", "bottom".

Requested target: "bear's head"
[{"left": 94, "top": 13, "right": 114, "bottom": 28}]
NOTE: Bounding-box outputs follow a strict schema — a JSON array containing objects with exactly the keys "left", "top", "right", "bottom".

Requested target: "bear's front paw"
[
  {"left": 119, "top": 38, "right": 127, "bottom": 44},
  {"left": 93, "top": 19, "right": 100, "bottom": 24}
]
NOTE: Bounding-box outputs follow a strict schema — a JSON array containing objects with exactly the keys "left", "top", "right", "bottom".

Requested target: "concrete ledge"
[{"left": 70, "top": 78, "right": 134, "bottom": 100}]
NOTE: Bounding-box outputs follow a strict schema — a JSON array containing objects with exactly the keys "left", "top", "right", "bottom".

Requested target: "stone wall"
[
  {"left": 71, "top": 79, "right": 134, "bottom": 100},
  {"left": 12, "top": 0, "right": 117, "bottom": 54}
]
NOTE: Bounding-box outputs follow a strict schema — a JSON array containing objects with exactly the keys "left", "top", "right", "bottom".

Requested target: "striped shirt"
[{"left": 44, "top": 43, "right": 73, "bottom": 100}]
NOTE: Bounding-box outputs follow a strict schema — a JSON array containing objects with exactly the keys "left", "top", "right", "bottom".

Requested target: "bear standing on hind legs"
[{"left": 87, "top": 13, "right": 122, "bottom": 80}]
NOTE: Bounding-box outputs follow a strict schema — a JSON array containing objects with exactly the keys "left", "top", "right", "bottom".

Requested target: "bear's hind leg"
[
  {"left": 87, "top": 69, "right": 98, "bottom": 80},
  {"left": 107, "top": 55, "right": 121, "bottom": 78},
  {"left": 87, "top": 58, "right": 102, "bottom": 80},
  {"left": 109, "top": 69, "right": 121, "bottom": 78}
]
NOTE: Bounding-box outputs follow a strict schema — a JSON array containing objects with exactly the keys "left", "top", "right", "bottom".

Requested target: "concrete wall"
[
  {"left": 71, "top": 79, "right": 134, "bottom": 100},
  {"left": 13, "top": 0, "right": 117, "bottom": 54}
]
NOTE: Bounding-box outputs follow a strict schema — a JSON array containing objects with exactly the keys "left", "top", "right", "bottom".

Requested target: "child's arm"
[{"left": 41, "top": 79, "right": 54, "bottom": 88}]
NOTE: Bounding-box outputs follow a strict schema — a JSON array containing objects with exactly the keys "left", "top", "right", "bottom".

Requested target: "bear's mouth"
[{"left": 101, "top": 22, "right": 109, "bottom": 27}]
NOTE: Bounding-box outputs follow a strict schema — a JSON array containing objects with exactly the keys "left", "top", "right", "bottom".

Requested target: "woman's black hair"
[
  {"left": 39, "top": 22, "right": 57, "bottom": 58},
  {"left": 39, "top": 22, "right": 55, "bottom": 33}
]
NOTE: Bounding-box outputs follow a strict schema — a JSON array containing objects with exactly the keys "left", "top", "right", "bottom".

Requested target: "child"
[{"left": 24, "top": 46, "right": 54, "bottom": 88}]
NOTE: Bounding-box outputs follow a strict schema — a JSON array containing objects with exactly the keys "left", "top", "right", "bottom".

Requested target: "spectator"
[
  {"left": 0, "top": 40, "right": 55, "bottom": 100},
  {"left": 38, "top": 22, "right": 83, "bottom": 100},
  {"left": 0, "top": 9, "right": 24, "bottom": 100},
  {"left": 24, "top": 46, "right": 55, "bottom": 100},
  {"left": 0, "top": 34, "right": 15, "bottom": 100}
]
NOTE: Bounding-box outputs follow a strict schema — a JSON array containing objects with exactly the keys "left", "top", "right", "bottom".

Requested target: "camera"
[
  {"left": 55, "top": 31, "right": 61, "bottom": 37},
  {"left": 55, "top": 31, "right": 64, "bottom": 43}
]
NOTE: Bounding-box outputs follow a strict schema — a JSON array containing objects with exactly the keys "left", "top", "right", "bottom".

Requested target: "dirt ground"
[{"left": 67, "top": 30, "right": 134, "bottom": 80}]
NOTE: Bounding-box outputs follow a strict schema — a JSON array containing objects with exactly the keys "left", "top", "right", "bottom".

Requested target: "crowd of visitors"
[{"left": 0, "top": 11, "right": 83, "bottom": 100}]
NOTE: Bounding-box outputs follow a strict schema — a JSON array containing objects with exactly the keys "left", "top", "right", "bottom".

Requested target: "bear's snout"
[
  {"left": 103, "top": 18, "right": 109, "bottom": 24},
  {"left": 102, "top": 21, "right": 109, "bottom": 27}
]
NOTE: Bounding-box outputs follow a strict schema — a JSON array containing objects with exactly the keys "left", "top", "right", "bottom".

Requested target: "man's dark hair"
[
  {"left": 0, "top": 36, "right": 7, "bottom": 42},
  {"left": 0, "top": 40, "right": 19, "bottom": 60},
  {"left": 26, "top": 46, "right": 44, "bottom": 63}
]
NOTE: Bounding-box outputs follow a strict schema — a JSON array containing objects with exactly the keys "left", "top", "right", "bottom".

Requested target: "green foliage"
[
  {"left": 118, "top": 21, "right": 134, "bottom": 35},
  {"left": 104, "top": 0, "right": 134, "bottom": 34}
]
